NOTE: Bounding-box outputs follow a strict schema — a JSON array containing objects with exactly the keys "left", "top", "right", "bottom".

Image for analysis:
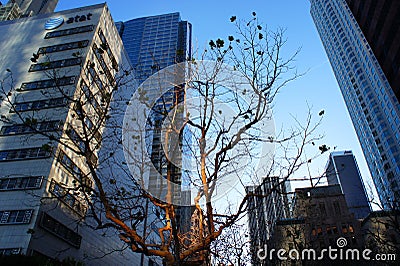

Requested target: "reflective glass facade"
[
  {"left": 310, "top": 0, "right": 400, "bottom": 208},
  {"left": 117, "top": 13, "right": 192, "bottom": 208},
  {"left": 117, "top": 13, "right": 192, "bottom": 84}
]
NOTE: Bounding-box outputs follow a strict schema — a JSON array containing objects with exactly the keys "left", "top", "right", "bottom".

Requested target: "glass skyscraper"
[
  {"left": 310, "top": 0, "right": 400, "bottom": 208},
  {"left": 117, "top": 13, "right": 193, "bottom": 232},
  {"left": 116, "top": 12, "right": 191, "bottom": 84}
]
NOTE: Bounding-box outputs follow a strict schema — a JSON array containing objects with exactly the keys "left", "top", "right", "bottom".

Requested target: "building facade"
[
  {"left": 345, "top": 0, "right": 400, "bottom": 103},
  {"left": 117, "top": 12, "right": 193, "bottom": 221},
  {"left": 246, "top": 176, "right": 291, "bottom": 265},
  {"left": 326, "top": 151, "right": 371, "bottom": 219},
  {"left": 310, "top": 0, "right": 400, "bottom": 208},
  {"left": 0, "top": 4, "right": 155, "bottom": 265},
  {"left": 267, "top": 185, "right": 363, "bottom": 265},
  {"left": 361, "top": 210, "right": 400, "bottom": 256},
  {"left": 116, "top": 13, "right": 192, "bottom": 84}
]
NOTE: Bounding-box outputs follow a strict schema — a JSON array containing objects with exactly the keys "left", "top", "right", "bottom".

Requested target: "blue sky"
[{"left": 56, "top": 0, "right": 376, "bottom": 198}]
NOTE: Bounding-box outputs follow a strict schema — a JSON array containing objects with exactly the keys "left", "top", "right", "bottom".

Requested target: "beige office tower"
[
  {"left": 0, "top": 3, "right": 158, "bottom": 265},
  {"left": 0, "top": 0, "right": 58, "bottom": 21}
]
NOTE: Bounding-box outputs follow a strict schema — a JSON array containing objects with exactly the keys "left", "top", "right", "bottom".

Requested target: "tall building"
[
  {"left": 117, "top": 13, "right": 192, "bottom": 207},
  {"left": 246, "top": 177, "right": 290, "bottom": 265},
  {"left": 326, "top": 151, "right": 371, "bottom": 219},
  {"left": 345, "top": 0, "right": 400, "bottom": 103},
  {"left": 0, "top": 0, "right": 58, "bottom": 21},
  {"left": 310, "top": 0, "right": 400, "bottom": 208},
  {"left": 0, "top": 4, "right": 155, "bottom": 264}
]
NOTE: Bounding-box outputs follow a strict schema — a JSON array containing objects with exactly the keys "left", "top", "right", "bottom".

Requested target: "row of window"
[
  {"left": 0, "top": 147, "right": 52, "bottom": 162},
  {"left": 98, "top": 29, "right": 118, "bottom": 70},
  {"left": 45, "top": 25, "right": 94, "bottom": 39},
  {"left": 39, "top": 212, "right": 82, "bottom": 248},
  {"left": 38, "top": 40, "right": 89, "bottom": 54},
  {"left": 79, "top": 79, "right": 103, "bottom": 115},
  {"left": 0, "top": 209, "right": 33, "bottom": 225},
  {"left": 86, "top": 61, "right": 105, "bottom": 94},
  {"left": 93, "top": 43, "right": 114, "bottom": 85},
  {"left": 57, "top": 150, "right": 93, "bottom": 188},
  {"left": 311, "top": 224, "right": 354, "bottom": 237},
  {"left": 49, "top": 180, "right": 87, "bottom": 216},
  {"left": 0, "top": 176, "right": 43, "bottom": 191},
  {"left": 20, "top": 76, "right": 76, "bottom": 91},
  {"left": 29, "top": 58, "right": 82, "bottom": 72},
  {"left": 12, "top": 97, "right": 68, "bottom": 113},
  {"left": 66, "top": 125, "right": 85, "bottom": 152},
  {"left": 0, "top": 120, "right": 62, "bottom": 136}
]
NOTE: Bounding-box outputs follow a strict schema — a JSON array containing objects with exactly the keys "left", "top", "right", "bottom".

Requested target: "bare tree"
[{"left": 0, "top": 13, "right": 326, "bottom": 265}]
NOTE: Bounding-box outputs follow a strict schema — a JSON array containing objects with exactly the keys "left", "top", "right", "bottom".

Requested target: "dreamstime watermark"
[
  {"left": 122, "top": 60, "right": 275, "bottom": 206},
  {"left": 257, "top": 237, "right": 396, "bottom": 262}
]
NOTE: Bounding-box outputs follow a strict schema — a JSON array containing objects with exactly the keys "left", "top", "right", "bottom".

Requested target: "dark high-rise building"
[
  {"left": 345, "top": 0, "right": 400, "bottom": 103},
  {"left": 310, "top": 0, "right": 400, "bottom": 209},
  {"left": 246, "top": 177, "right": 290, "bottom": 265},
  {"left": 326, "top": 151, "right": 371, "bottom": 219}
]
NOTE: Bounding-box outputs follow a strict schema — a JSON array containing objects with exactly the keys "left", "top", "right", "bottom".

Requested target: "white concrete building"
[{"left": 0, "top": 3, "right": 156, "bottom": 265}]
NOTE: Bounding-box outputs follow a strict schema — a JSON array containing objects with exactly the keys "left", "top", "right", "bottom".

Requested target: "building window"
[
  {"left": 0, "top": 209, "right": 33, "bottom": 224},
  {"left": 29, "top": 58, "right": 82, "bottom": 72},
  {"left": 0, "top": 120, "right": 62, "bottom": 136},
  {"left": 332, "top": 225, "right": 338, "bottom": 234},
  {"left": 0, "top": 147, "right": 52, "bottom": 162},
  {"left": 319, "top": 202, "right": 327, "bottom": 216},
  {"left": 44, "top": 25, "right": 94, "bottom": 39},
  {"left": 92, "top": 43, "right": 115, "bottom": 84},
  {"left": 39, "top": 212, "right": 82, "bottom": 248},
  {"left": 20, "top": 76, "right": 75, "bottom": 91},
  {"left": 333, "top": 201, "right": 341, "bottom": 215},
  {"left": 79, "top": 80, "right": 102, "bottom": 114},
  {"left": 348, "top": 224, "right": 354, "bottom": 233},
  {"left": 0, "top": 176, "right": 43, "bottom": 191},
  {"left": 342, "top": 225, "right": 348, "bottom": 234},
  {"left": 49, "top": 180, "right": 87, "bottom": 216},
  {"left": 38, "top": 40, "right": 89, "bottom": 54},
  {"left": 11, "top": 97, "right": 68, "bottom": 113},
  {"left": 57, "top": 150, "right": 92, "bottom": 188},
  {"left": 312, "top": 228, "right": 316, "bottom": 236},
  {"left": 86, "top": 61, "right": 105, "bottom": 94},
  {"left": 98, "top": 29, "right": 118, "bottom": 70},
  {"left": 326, "top": 226, "right": 332, "bottom": 235}
]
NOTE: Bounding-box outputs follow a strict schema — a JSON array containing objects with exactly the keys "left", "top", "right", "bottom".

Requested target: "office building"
[
  {"left": 116, "top": 13, "right": 192, "bottom": 84},
  {"left": 0, "top": 0, "right": 58, "bottom": 21},
  {"left": 345, "top": 0, "right": 400, "bottom": 103},
  {"left": 246, "top": 176, "right": 290, "bottom": 265},
  {"left": 326, "top": 151, "right": 371, "bottom": 219},
  {"left": 268, "top": 185, "right": 363, "bottom": 265},
  {"left": 310, "top": 0, "right": 400, "bottom": 208},
  {"left": 0, "top": 4, "right": 155, "bottom": 264},
  {"left": 117, "top": 13, "right": 192, "bottom": 207}
]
